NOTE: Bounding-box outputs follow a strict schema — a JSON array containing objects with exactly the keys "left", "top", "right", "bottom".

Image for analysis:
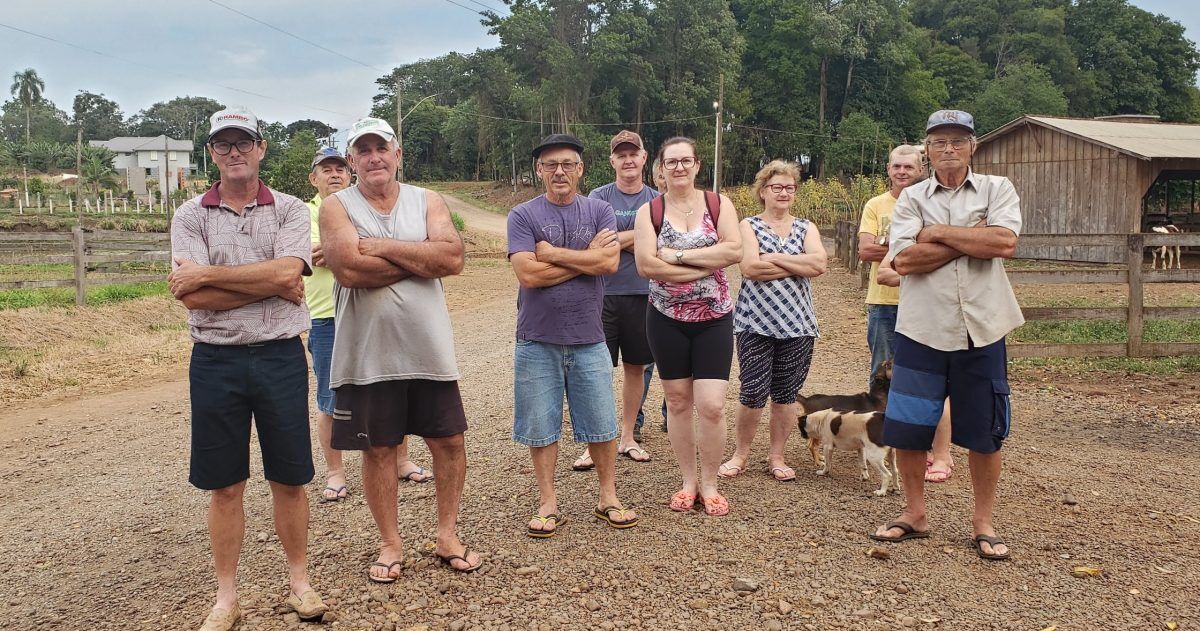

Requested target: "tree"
[
  {"left": 23, "top": 140, "right": 72, "bottom": 173},
  {"left": 80, "top": 147, "right": 119, "bottom": 195},
  {"left": 261, "top": 130, "right": 320, "bottom": 199},
  {"left": 73, "top": 91, "right": 126, "bottom": 140},
  {"left": 972, "top": 63, "right": 1068, "bottom": 133},
  {"left": 131, "top": 96, "right": 224, "bottom": 172},
  {"left": 824, "top": 111, "right": 895, "bottom": 176},
  {"left": 10, "top": 68, "right": 45, "bottom": 143},
  {"left": 284, "top": 119, "right": 336, "bottom": 142}
]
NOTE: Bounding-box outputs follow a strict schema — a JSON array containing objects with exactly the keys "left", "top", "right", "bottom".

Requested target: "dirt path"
[
  {"left": 1, "top": 196, "right": 1197, "bottom": 630},
  {"left": 442, "top": 193, "right": 508, "bottom": 240}
]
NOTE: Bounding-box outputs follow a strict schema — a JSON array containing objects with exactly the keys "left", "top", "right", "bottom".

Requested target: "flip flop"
[
  {"left": 618, "top": 445, "right": 651, "bottom": 462},
  {"left": 669, "top": 490, "right": 697, "bottom": 512},
  {"left": 869, "top": 520, "right": 930, "bottom": 543},
  {"left": 717, "top": 462, "right": 744, "bottom": 478},
  {"left": 367, "top": 560, "right": 404, "bottom": 584},
  {"left": 435, "top": 547, "right": 484, "bottom": 573},
  {"left": 400, "top": 467, "right": 434, "bottom": 483},
  {"left": 593, "top": 505, "right": 639, "bottom": 529},
  {"left": 767, "top": 466, "right": 796, "bottom": 482},
  {"left": 700, "top": 494, "right": 730, "bottom": 517},
  {"left": 925, "top": 464, "right": 953, "bottom": 483},
  {"left": 321, "top": 485, "right": 348, "bottom": 502},
  {"left": 527, "top": 513, "right": 565, "bottom": 538},
  {"left": 571, "top": 451, "right": 594, "bottom": 471},
  {"left": 971, "top": 534, "right": 1011, "bottom": 561}
]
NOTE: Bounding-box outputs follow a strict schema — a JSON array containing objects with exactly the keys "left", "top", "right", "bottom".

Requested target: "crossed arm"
[
  {"left": 510, "top": 229, "right": 620, "bottom": 289},
  {"left": 893, "top": 221, "right": 1016, "bottom": 275},
  {"left": 633, "top": 195, "right": 743, "bottom": 283},
  {"left": 170, "top": 257, "right": 307, "bottom": 311},
  {"left": 321, "top": 191, "right": 464, "bottom": 289},
  {"left": 858, "top": 233, "right": 890, "bottom": 263},
  {"left": 741, "top": 221, "right": 827, "bottom": 281}
]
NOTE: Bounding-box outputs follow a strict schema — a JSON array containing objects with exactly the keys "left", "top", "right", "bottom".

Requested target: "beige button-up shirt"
[
  {"left": 171, "top": 181, "right": 312, "bottom": 345},
  {"left": 889, "top": 169, "right": 1024, "bottom": 352}
]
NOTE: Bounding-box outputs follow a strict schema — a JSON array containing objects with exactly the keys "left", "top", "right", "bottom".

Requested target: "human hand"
[
  {"left": 168, "top": 257, "right": 208, "bottom": 298},
  {"left": 589, "top": 229, "right": 618, "bottom": 249},
  {"left": 357, "top": 237, "right": 386, "bottom": 258},
  {"left": 311, "top": 242, "right": 324, "bottom": 267},
  {"left": 278, "top": 275, "right": 306, "bottom": 305},
  {"left": 876, "top": 265, "right": 901, "bottom": 287}
]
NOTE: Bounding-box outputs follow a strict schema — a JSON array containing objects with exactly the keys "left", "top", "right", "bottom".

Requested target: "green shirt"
[{"left": 304, "top": 195, "right": 336, "bottom": 319}]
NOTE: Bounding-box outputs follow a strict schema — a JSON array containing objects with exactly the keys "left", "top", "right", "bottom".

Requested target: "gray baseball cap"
[
  {"left": 207, "top": 106, "right": 262, "bottom": 142},
  {"left": 926, "top": 110, "right": 975, "bottom": 134},
  {"left": 311, "top": 147, "right": 349, "bottom": 170}
]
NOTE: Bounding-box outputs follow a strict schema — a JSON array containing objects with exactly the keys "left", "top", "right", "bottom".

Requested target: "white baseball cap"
[
  {"left": 206, "top": 106, "right": 262, "bottom": 141},
  {"left": 346, "top": 117, "right": 396, "bottom": 148}
]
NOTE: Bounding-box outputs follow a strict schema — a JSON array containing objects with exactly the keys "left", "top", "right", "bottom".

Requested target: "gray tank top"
[{"left": 329, "top": 183, "right": 460, "bottom": 387}]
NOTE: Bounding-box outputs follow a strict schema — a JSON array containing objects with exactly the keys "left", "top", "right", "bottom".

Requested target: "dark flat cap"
[{"left": 532, "top": 133, "right": 585, "bottom": 159}]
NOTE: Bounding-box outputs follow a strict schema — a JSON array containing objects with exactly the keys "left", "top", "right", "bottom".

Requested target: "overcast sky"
[{"left": 0, "top": 0, "right": 1194, "bottom": 135}]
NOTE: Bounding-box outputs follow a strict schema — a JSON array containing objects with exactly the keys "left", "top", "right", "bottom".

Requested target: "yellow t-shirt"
[
  {"left": 304, "top": 195, "right": 336, "bottom": 319},
  {"left": 858, "top": 191, "right": 900, "bottom": 306}
]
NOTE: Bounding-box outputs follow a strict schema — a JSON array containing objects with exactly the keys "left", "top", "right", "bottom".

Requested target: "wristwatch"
[{"left": 674, "top": 250, "right": 685, "bottom": 265}]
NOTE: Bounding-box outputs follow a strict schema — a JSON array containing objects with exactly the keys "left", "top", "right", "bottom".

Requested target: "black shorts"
[
  {"left": 189, "top": 337, "right": 314, "bottom": 491},
  {"left": 331, "top": 379, "right": 468, "bottom": 450},
  {"left": 646, "top": 307, "right": 734, "bottom": 380},
  {"left": 603, "top": 294, "right": 654, "bottom": 366},
  {"left": 736, "top": 332, "right": 815, "bottom": 408}
]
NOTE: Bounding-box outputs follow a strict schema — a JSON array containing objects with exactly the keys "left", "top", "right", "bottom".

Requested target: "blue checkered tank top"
[{"left": 733, "top": 216, "right": 820, "bottom": 339}]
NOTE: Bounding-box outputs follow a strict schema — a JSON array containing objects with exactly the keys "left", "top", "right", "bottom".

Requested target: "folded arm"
[
  {"left": 763, "top": 223, "right": 827, "bottom": 278},
  {"left": 917, "top": 222, "right": 1017, "bottom": 259},
  {"left": 858, "top": 233, "right": 889, "bottom": 262},
  {"left": 356, "top": 191, "right": 465, "bottom": 279},
  {"left": 320, "top": 195, "right": 411, "bottom": 289},
  {"left": 738, "top": 220, "right": 789, "bottom": 281},
  {"left": 633, "top": 203, "right": 713, "bottom": 282},
  {"left": 535, "top": 229, "right": 619, "bottom": 276},
  {"left": 510, "top": 251, "right": 580, "bottom": 288}
]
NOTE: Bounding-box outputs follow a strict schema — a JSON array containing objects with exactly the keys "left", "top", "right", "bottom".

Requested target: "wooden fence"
[
  {"left": 0, "top": 229, "right": 170, "bottom": 305},
  {"left": 832, "top": 220, "right": 1200, "bottom": 359}
]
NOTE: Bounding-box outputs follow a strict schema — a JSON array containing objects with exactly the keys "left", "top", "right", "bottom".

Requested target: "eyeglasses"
[
  {"left": 663, "top": 157, "right": 697, "bottom": 170},
  {"left": 766, "top": 184, "right": 797, "bottom": 194},
  {"left": 538, "top": 160, "right": 580, "bottom": 173},
  {"left": 209, "top": 139, "right": 260, "bottom": 155},
  {"left": 927, "top": 138, "right": 971, "bottom": 152}
]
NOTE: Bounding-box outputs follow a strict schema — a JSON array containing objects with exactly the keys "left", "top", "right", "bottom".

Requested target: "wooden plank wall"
[{"left": 973, "top": 123, "right": 1153, "bottom": 263}]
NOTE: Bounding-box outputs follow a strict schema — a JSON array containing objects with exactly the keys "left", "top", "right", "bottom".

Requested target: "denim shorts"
[
  {"left": 512, "top": 340, "right": 618, "bottom": 447},
  {"left": 306, "top": 318, "right": 335, "bottom": 415}
]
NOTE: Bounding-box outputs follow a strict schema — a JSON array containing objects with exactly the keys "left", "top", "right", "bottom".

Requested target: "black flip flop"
[
  {"left": 971, "top": 534, "right": 1011, "bottom": 560},
  {"left": 435, "top": 547, "right": 483, "bottom": 573},
  {"left": 869, "top": 520, "right": 930, "bottom": 542},
  {"left": 367, "top": 560, "right": 404, "bottom": 584}
]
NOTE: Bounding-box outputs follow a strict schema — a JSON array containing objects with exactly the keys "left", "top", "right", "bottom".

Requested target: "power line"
[
  {"left": 462, "top": 0, "right": 509, "bottom": 16},
  {"left": 204, "top": 0, "right": 386, "bottom": 73},
  {"left": 730, "top": 122, "right": 879, "bottom": 144},
  {"left": 0, "top": 20, "right": 359, "bottom": 123},
  {"left": 440, "top": 0, "right": 493, "bottom": 16},
  {"left": 471, "top": 112, "right": 715, "bottom": 127}
]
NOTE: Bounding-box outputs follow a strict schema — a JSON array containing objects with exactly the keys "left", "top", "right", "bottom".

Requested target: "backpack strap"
[
  {"left": 650, "top": 195, "right": 666, "bottom": 235},
  {"left": 704, "top": 190, "right": 721, "bottom": 227}
]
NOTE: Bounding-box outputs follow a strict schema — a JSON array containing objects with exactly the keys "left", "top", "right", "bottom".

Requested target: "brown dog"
[
  {"left": 799, "top": 409, "right": 900, "bottom": 496},
  {"left": 796, "top": 361, "right": 892, "bottom": 464}
]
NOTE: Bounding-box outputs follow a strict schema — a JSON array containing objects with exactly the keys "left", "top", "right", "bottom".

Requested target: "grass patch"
[
  {"left": 1013, "top": 355, "right": 1200, "bottom": 376},
  {"left": 1012, "top": 319, "right": 1200, "bottom": 344},
  {"left": 0, "top": 281, "right": 168, "bottom": 310},
  {"left": 451, "top": 211, "right": 466, "bottom": 232}
]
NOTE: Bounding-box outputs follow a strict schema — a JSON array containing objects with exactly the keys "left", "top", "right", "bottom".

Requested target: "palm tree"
[
  {"left": 10, "top": 68, "right": 45, "bottom": 143},
  {"left": 80, "top": 153, "right": 118, "bottom": 196}
]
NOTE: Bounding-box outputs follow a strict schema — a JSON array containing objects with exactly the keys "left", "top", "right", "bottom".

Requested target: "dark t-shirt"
[
  {"left": 507, "top": 194, "right": 617, "bottom": 345},
  {"left": 588, "top": 182, "right": 660, "bottom": 295}
]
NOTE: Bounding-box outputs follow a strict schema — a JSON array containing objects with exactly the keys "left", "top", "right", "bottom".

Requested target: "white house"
[{"left": 89, "top": 136, "right": 196, "bottom": 200}]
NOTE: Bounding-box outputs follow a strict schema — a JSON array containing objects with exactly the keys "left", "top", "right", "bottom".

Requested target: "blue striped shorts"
[{"left": 882, "top": 334, "right": 1011, "bottom": 454}]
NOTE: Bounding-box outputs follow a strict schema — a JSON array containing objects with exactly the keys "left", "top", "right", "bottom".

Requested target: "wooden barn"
[{"left": 973, "top": 115, "right": 1200, "bottom": 262}]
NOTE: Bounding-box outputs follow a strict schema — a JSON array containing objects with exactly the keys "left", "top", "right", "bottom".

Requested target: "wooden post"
[
  {"left": 1127, "top": 233, "right": 1144, "bottom": 358},
  {"left": 72, "top": 227, "right": 87, "bottom": 306}
]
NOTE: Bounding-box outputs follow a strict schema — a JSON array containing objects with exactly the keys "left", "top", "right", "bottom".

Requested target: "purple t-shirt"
[
  {"left": 588, "top": 182, "right": 660, "bottom": 295},
  {"left": 507, "top": 194, "right": 617, "bottom": 345}
]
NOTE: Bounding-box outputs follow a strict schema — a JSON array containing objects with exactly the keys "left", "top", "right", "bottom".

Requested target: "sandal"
[
  {"left": 321, "top": 485, "right": 348, "bottom": 502},
  {"left": 284, "top": 590, "right": 328, "bottom": 621},
  {"left": 767, "top": 466, "right": 796, "bottom": 482},
  {"left": 618, "top": 445, "right": 651, "bottom": 462},
  {"left": 925, "top": 464, "right": 953, "bottom": 483},
  {"left": 572, "top": 450, "right": 595, "bottom": 471},
  {"left": 527, "top": 513, "right": 565, "bottom": 538},
  {"left": 717, "top": 462, "right": 744, "bottom": 478},
  {"left": 700, "top": 494, "right": 730, "bottom": 516},
  {"left": 594, "top": 505, "right": 639, "bottom": 529},
  {"left": 399, "top": 466, "right": 434, "bottom": 483},
  {"left": 669, "top": 490, "right": 697, "bottom": 512},
  {"left": 868, "top": 521, "right": 930, "bottom": 543},
  {"left": 435, "top": 547, "right": 484, "bottom": 573},
  {"left": 971, "top": 534, "right": 1011, "bottom": 560},
  {"left": 367, "top": 560, "right": 404, "bottom": 584}
]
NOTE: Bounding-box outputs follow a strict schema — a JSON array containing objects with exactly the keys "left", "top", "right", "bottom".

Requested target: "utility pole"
[
  {"left": 510, "top": 130, "right": 516, "bottom": 194},
  {"left": 713, "top": 72, "right": 724, "bottom": 195},
  {"left": 395, "top": 77, "right": 404, "bottom": 183},
  {"left": 160, "top": 135, "right": 171, "bottom": 207},
  {"left": 75, "top": 127, "right": 83, "bottom": 221}
]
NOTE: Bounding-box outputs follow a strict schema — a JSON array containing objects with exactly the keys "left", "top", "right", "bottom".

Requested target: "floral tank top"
[{"left": 649, "top": 211, "right": 733, "bottom": 322}]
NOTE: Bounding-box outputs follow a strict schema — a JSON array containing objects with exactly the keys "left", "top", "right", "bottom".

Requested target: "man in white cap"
[
  {"left": 321, "top": 117, "right": 482, "bottom": 582},
  {"left": 170, "top": 105, "right": 327, "bottom": 630},
  {"left": 871, "top": 109, "right": 1022, "bottom": 562},
  {"left": 305, "top": 148, "right": 434, "bottom": 504}
]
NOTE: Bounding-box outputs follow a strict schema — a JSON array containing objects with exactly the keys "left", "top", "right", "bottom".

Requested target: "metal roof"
[
  {"left": 978, "top": 115, "right": 1200, "bottom": 160},
  {"left": 89, "top": 135, "right": 193, "bottom": 153}
]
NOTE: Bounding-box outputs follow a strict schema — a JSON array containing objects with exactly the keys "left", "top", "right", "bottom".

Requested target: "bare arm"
[
  {"left": 763, "top": 222, "right": 827, "bottom": 278},
  {"left": 894, "top": 243, "right": 965, "bottom": 275},
  {"left": 617, "top": 229, "right": 636, "bottom": 252},
  {"left": 657, "top": 195, "right": 743, "bottom": 269},
  {"left": 633, "top": 201, "right": 715, "bottom": 282},
  {"left": 738, "top": 220, "right": 790, "bottom": 281},
  {"left": 357, "top": 191, "right": 465, "bottom": 279},
  {"left": 858, "top": 233, "right": 889, "bottom": 262},
  {"left": 320, "top": 195, "right": 410, "bottom": 289},
  {"left": 511, "top": 251, "right": 581, "bottom": 288},
  {"left": 535, "top": 228, "right": 619, "bottom": 276},
  {"left": 916, "top": 222, "right": 1017, "bottom": 260},
  {"left": 876, "top": 251, "right": 901, "bottom": 287},
  {"left": 180, "top": 287, "right": 264, "bottom": 311}
]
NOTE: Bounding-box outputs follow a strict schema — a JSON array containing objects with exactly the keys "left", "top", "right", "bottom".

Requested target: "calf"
[{"left": 1151, "top": 224, "right": 1182, "bottom": 270}]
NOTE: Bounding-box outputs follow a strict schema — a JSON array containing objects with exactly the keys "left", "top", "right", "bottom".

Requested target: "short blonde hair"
[
  {"left": 888, "top": 144, "right": 924, "bottom": 167},
  {"left": 751, "top": 160, "right": 802, "bottom": 207}
]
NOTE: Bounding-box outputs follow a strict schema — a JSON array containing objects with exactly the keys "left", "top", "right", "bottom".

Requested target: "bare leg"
[
  {"left": 692, "top": 379, "right": 728, "bottom": 498},
  {"left": 662, "top": 378, "right": 698, "bottom": 494},
  {"left": 316, "top": 412, "right": 347, "bottom": 499},
  {"left": 528, "top": 443, "right": 560, "bottom": 533},
  {"left": 268, "top": 481, "right": 313, "bottom": 596},
  {"left": 927, "top": 400, "right": 953, "bottom": 480},
  {"left": 425, "top": 433, "right": 481, "bottom": 569},
  {"left": 873, "top": 448, "right": 929, "bottom": 537},
  {"left": 969, "top": 449, "right": 1008, "bottom": 557},
  {"left": 617, "top": 363, "right": 649, "bottom": 459},
  {"left": 766, "top": 401, "right": 796, "bottom": 476},
  {"left": 721, "top": 403, "right": 761, "bottom": 475},
  {"left": 589, "top": 439, "right": 633, "bottom": 520},
  {"left": 208, "top": 481, "right": 246, "bottom": 611},
  {"left": 362, "top": 446, "right": 403, "bottom": 581},
  {"left": 396, "top": 441, "right": 432, "bottom": 482}
]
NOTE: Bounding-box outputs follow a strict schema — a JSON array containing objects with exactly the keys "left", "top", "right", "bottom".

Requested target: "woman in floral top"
[{"left": 633, "top": 136, "right": 743, "bottom": 516}]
